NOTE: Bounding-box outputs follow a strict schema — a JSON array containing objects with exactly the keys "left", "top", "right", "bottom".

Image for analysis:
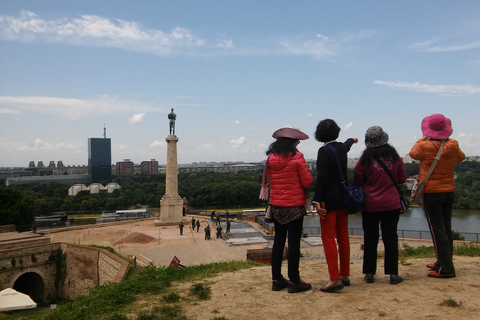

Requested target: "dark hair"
[
  {"left": 266, "top": 137, "right": 298, "bottom": 157},
  {"left": 360, "top": 144, "right": 400, "bottom": 168},
  {"left": 315, "top": 119, "right": 341, "bottom": 142}
]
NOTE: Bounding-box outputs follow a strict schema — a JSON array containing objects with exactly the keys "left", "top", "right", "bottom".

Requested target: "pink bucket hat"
[
  {"left": 421, "top": 113, "right": 453, "bottom": 139},
  {"left": 272, "top": 125, "right": 309, "bottom": 140}
]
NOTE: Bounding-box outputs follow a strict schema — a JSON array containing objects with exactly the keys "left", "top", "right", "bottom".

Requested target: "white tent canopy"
[{"left": 0, "top": 288, "right": 37, "bottom": 312}]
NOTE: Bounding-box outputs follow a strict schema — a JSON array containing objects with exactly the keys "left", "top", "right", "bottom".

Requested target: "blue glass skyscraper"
[{"left": 88, "top": 138, "right": 111, "bottom": 183}]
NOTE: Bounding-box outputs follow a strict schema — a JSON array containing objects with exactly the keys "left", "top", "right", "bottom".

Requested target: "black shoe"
[
  {"left": 364, "top": 274, "right": 374, "bottom": 283},
  {"left": 288, "top": 280, "right": 312, "bottom": 293},
  {"left": 340, "top": 276, "right": 350, "bottom": 286},
  {"left": 390, "top": 274, "right": 403, "bottom": 285},
  {"left": 320, "top": 280, "right": 344, "bottom": 293},
  {"left": 272, "top": 278, "right": 289, "bottom": 291}
]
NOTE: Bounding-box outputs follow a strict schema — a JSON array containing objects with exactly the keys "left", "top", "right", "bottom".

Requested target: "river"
[{"left": 303, "top": 207, "right": 480, "bottom": 241}]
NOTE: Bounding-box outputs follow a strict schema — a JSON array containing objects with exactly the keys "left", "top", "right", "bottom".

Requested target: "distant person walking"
[
  {"left": 353, "top": 126, "right": 406, "bottom": 285},
  {"left": 409, "top": 113, "right": 465, "bottom": 278},
  {"left": 196, "top": 220, "right": 200, "bottom": 232},
  {"left": 216, "top": 225, "right": 223, "bottom": 239},
  {"left": 205, "top": 225, "right": 211, "bottom": 240},
  {"left": 226, "top": 219, "right": 231, "bottom": 233},
  {"left": 191, "top": 217, "right": 196, "bottom": 230},
  {"left": 179, "top": 221, "right": 184, "bottom": 235},
  {"left": 261, "top": 125, "right": 313, "bottom": 293}
]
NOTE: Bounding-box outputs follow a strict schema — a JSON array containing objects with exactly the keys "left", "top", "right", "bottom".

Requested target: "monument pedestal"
[
  {"left": 157, "top": 195, "right": 183, "bottom": 225},
  {"left": 156, "top": 135, "right": 183, "bottom": 226}
]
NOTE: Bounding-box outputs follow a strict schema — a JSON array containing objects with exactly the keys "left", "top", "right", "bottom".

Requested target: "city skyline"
[{"left": 1, "top": 1, "right": 479, "bottom": 167}]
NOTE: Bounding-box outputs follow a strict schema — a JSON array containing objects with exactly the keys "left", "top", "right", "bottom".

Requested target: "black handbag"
[
  {"left": 328, "top": 145, "right": 366, "bottom": 214},
  {"left": 373, "top": 156, "right": 409, "bottom": 214}
]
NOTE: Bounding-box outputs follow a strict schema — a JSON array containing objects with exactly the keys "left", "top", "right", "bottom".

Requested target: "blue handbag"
[{"left": 328, "top": 145, "right": 366, "bottom": 214}]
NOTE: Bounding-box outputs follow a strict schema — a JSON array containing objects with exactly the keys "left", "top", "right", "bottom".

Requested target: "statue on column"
[{"left": 168, "top": 108, "right": 176, "bottom": 136}]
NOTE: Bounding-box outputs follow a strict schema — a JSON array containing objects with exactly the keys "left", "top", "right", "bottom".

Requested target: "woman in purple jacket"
[{"left": 353, "top": 126, "right": 407, "bottom": 285}]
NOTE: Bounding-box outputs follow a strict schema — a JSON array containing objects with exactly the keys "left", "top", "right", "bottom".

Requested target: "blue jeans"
[
  {"left": 271, "top": 216, "right": 303, "bottom": 283},
  {"left": 423, "top": 192, "right": 455, "bottom": 274}
]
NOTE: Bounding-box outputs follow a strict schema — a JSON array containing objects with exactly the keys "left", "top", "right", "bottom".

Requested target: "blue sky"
[{"left": 1, "top": 1, "right": 479, "bottom": 167}]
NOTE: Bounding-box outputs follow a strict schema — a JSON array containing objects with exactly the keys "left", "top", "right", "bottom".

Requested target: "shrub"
[
  {"left": 190, "top": 283, "right": 211, "bottom": 300},
  {"left": 440, "top": 298, "right": 460, "bottom": 307},
  {"left": 162, "top": 291, "right": 182, "bottom": 303}
]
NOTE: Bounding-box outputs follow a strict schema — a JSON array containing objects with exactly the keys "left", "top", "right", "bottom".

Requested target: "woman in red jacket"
[
  {"left": 409, "top": 114, "right": 465, "bottom": 278},
  {"left": 353, "top": 126, "right": 407, "bottom": 285},
  {"left": 263, "top": 125, "right": 313, "bottom": 293}
]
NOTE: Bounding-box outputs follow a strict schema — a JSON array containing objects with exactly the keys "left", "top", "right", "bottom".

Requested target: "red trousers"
[{"left": 320, "top": 208, "right": 350, "bottom": 281}]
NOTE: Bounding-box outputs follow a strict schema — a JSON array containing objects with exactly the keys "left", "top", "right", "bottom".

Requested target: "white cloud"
[
  {"left": 279, "top": 38, "right": 334, "bottom": 59},
  {"left": 129, "top": 113, "right": 145, "bottom": 123},
  {"left": 0, "top": 11, "right": 205, "bottom": 55},
  {"left": 278, "top": 30, "right": 376, "bottom": 59},
  {"left": 342, "top": 122, "right": 353, "bottom": 131},
  {"left": 0, "top": 11, "right": 379, "bottom": 59},
  {"left": 230, "top": 136, "right": 246, "bottom": 149},
  {"left": 0, "top": 95, "right": 155, "bottom": 120},
  {"left": 18, "top": 138, "right": 82, "bottom": 152},
  {"left": 150, "top": 140, "right": 166, "bottom": 148},
  {"left": 0, "top": 107, "right": 21, "bottom": 115},
  {"left": 218, "top": 39, "right": 234, "bottom": 48},
  {"left": 374, "top": 81, "right": 480, "bottom": 94},
  {"left": 235, "top": 120, "right": 242, "bottom": 125},
  {"left": 411, "top": 37, "right": 480, "bottom": 52},
  {"left": 316, "top": 33, "right": 330, "bottom": 40}
]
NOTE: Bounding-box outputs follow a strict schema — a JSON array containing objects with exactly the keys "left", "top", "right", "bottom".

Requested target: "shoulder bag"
[
  {"left": 373, "top": 156, "right": 409, "bottom": 214},
  {"left": 411, "top": 140, "right": 446, "bottom": 205},
  {"left": 328, "top": 144, "right": 366, "bottom": 214}
]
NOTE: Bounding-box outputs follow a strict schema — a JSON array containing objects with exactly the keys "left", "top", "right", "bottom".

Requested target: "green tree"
[
  {"left": 0, "top": 188, "right": 34, "bottom": 225},
  {"left": 33, "top": 198, "right": 52, "bottom": 216},
  {"left": 61, "top": 198, "right": 73, "bottom": 212}
]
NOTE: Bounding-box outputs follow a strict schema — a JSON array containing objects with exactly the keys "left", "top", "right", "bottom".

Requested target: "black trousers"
[
  {"left": 423, "top": 192, "right": 455, "bottom": 274},
  {"left": 362, "top": 210, "right": 400, "bottom": 275},
  {"left": 271, "top": 216, "right": 303, "bottom": 283}
]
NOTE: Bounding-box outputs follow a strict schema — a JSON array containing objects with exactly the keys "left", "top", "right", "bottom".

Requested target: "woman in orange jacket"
[{"left": 409, "top": 113, "right": 465, "bottom": 278}]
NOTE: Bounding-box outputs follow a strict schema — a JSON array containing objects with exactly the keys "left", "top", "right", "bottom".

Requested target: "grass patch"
[
  {"left": 190, "top": 283, "right": 211, "bottom": 300},
  {"left": 400, "top": 243, "right": 480, "bottom": 259},
  {"left": 162, "top": 291, "right": 182, "bottom": 303},
  {"left": 453, "top": 243, "right": 480, "bottom": 256},
  {"left": 399, "top": 244, "right": 436, "bottom": 258},
  {"left": 440, "top": 298, "right": 460, "bottom": 307}
]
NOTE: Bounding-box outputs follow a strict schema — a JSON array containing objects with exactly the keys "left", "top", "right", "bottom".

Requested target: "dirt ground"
[{"left": 45, "top": 216, "right": 480, "bottom": 320}]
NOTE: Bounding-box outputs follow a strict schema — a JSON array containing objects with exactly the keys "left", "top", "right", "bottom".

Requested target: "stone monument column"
[
  {"left": 157, "top": 109, "right": 183, "bottom": 225},
  {"left": 158, "top": 135, "right": 183, "bottom": 224}
]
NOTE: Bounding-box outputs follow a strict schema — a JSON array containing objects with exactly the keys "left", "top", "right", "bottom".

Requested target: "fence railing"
[
  {"left": 300, "top": 227, "right": 480, "bottom": 242},
  {"left": 257, "top": 215, "right": 480, "bottom": 241}
]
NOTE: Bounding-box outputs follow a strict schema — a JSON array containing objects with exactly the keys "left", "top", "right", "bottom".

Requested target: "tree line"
[{"left": 1, "top": 161, "right": 480, "bottom": 227}]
